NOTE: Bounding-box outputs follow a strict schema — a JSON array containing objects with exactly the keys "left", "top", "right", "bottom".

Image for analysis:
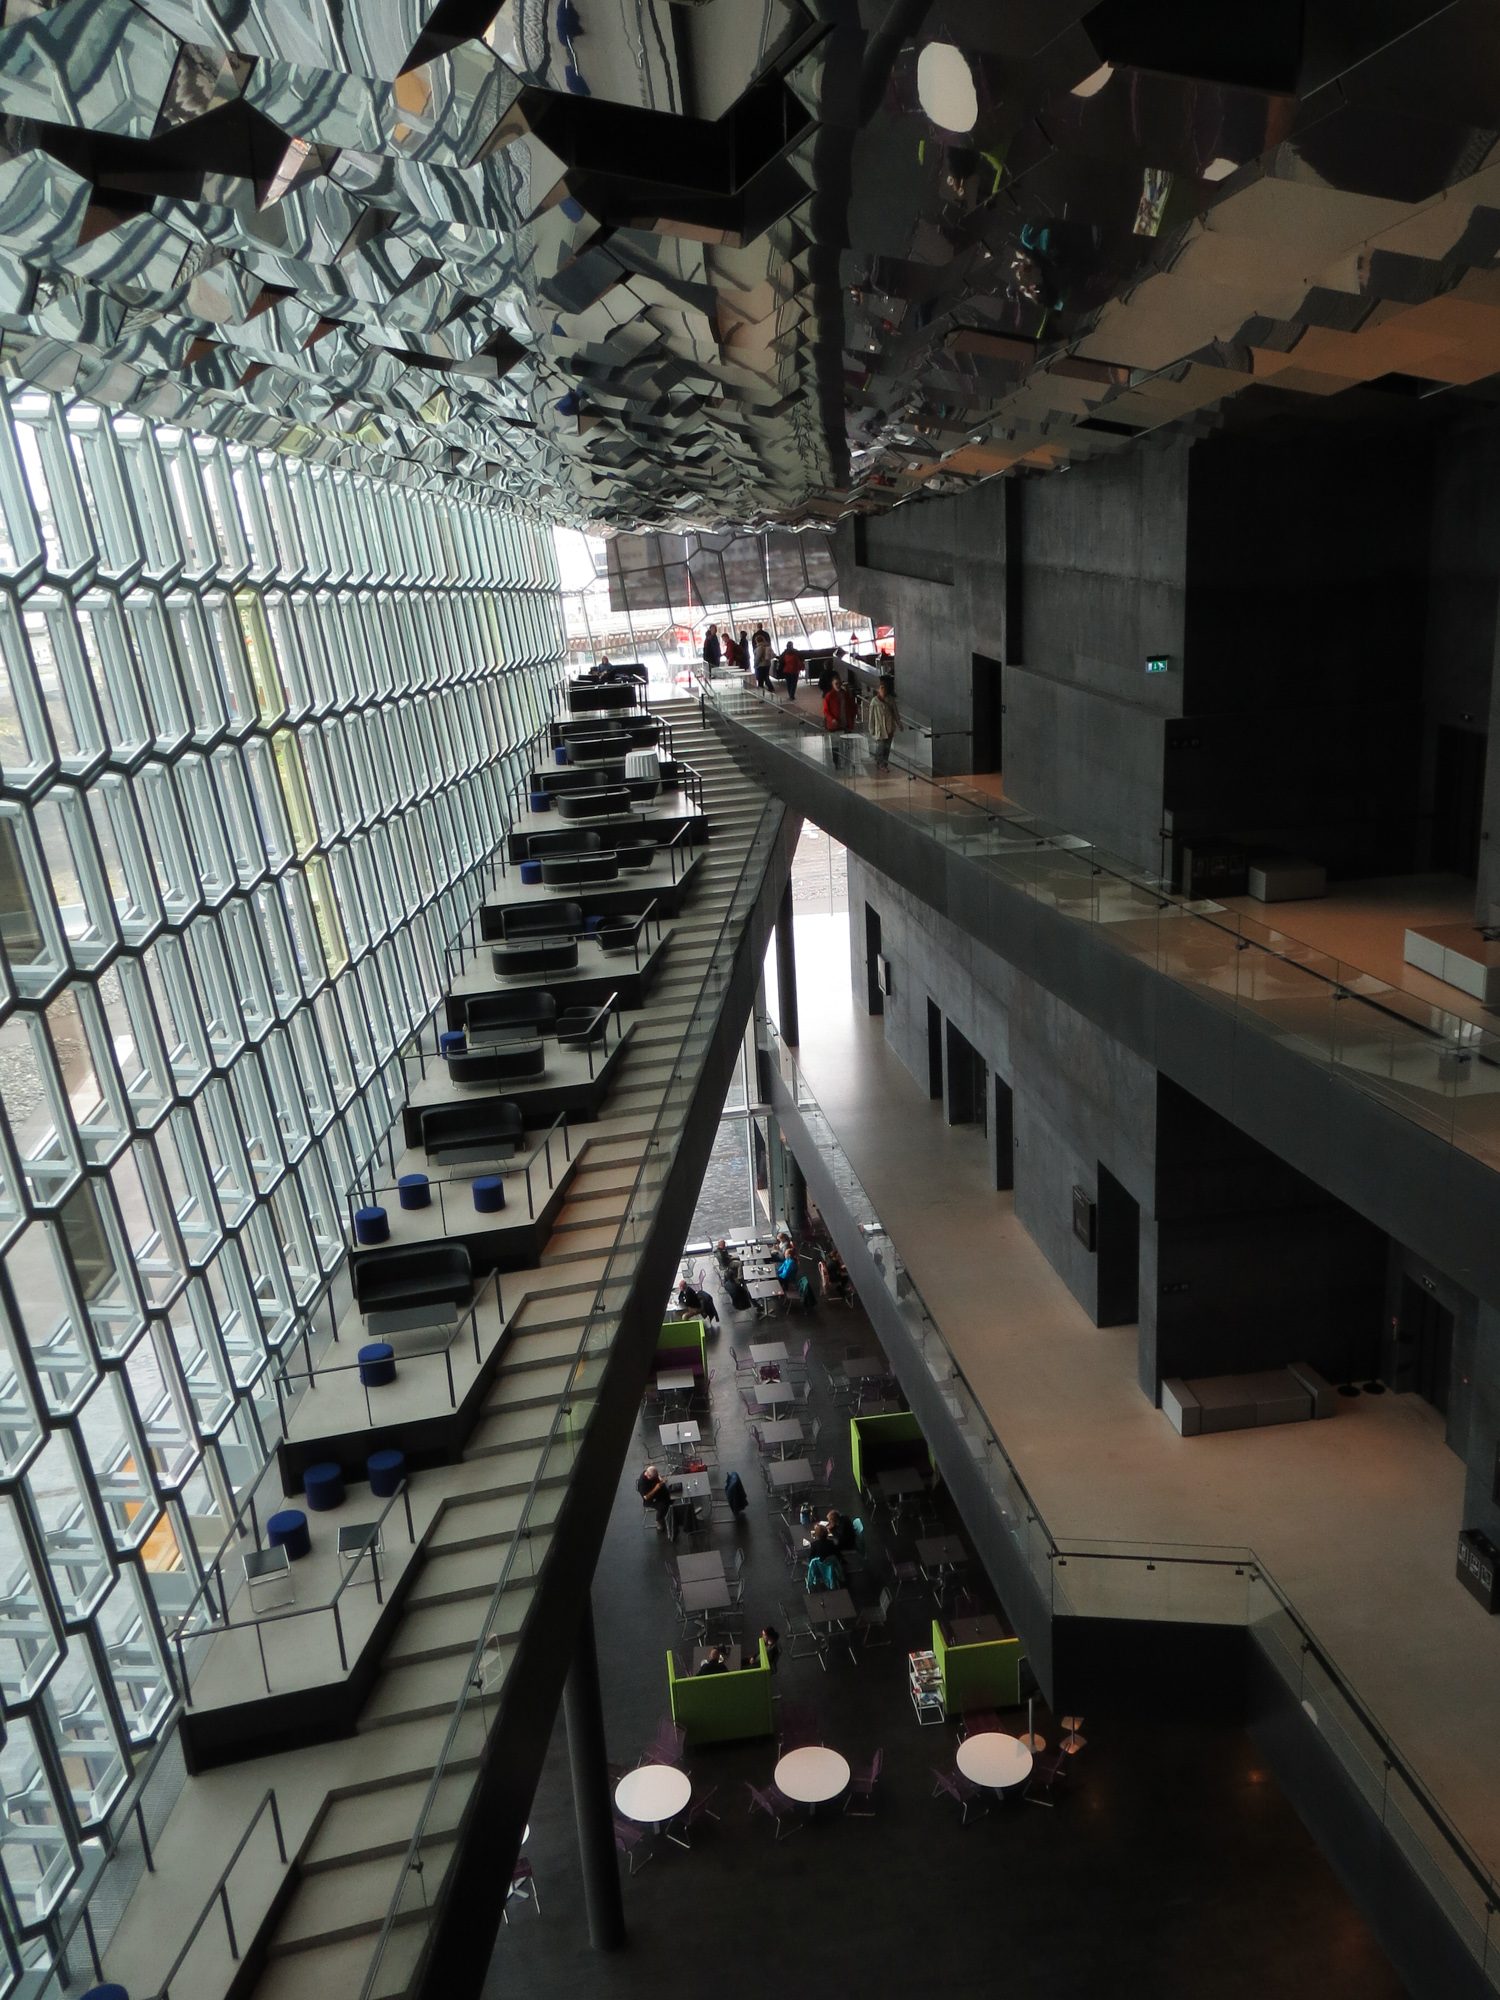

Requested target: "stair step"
[
  {"left": 409, "top": 1534, "right": 554, "bottom": 1607},
  {"left": 269, "top": 1839, "right": 456, "bottom": 1954},
  {"left": 305, "top": 1771, "right": 472, "bottom": 1872},
  {"left": 359, "top": 1655, "right": 476, "bottom": 1731},
  {"left": 386, "top": 1583, "right": 533, "bottom": 1667},
  {"left": 251, "top": 1923, "right": 424, "bottom": 2000}
]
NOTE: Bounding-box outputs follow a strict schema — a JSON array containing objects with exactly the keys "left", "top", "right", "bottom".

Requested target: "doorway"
[
  {"left": 993, "top": 1077, "right": 1014, "bottom": 1190},
  {"left": 944, "top": 1019, "right": 986, "bottom": 1127},
  {"left": 864, "top": 902, "right": 883, "bottom": 1016},
  {"left": 971, "top": 653, "right": 1004, "bottom": 775},
  {"left": 1096, "top": 1164, "right": 1140, "bottom": 1326},
  {"left": 1433, "top": 725, "right": 1486, "bottom": 876},
  {"left": 926, "top": 1000, "right": 944, "bottom": 1100},
  {"left": 1399, "top": 1277, "right": 1454, "bottom": 1415}
]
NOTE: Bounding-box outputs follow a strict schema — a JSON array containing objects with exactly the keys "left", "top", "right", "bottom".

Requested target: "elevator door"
[{"left": 1400, "top": 1278, "right": 1454, "bottom": 1416}]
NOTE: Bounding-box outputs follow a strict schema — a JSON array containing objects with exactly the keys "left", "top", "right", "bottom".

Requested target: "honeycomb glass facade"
[{"left": 0, "top": 385, "right": 561, "bottom": 1981}]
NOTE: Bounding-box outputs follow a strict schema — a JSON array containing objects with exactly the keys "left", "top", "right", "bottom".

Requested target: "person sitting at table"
[
  {"left": 759, "top": 1625, "right": 781, "bottom": 1672},
  {"left": 676, "top": 1277, "right": 719, "bottom": 1325},
  {"left": 825, "top": 1508, "right": 857, "bottom": 1554},
  {"left": 637, "top": 1463, "right": 672, "bottom": 1529},
  {"left": 713, "top": 1238, "right": 743, "bottom": 1284},
  {"left": 696, "top": 1644, "right": 730, "bottom": 1675},
  {"left": 821, "top": 1251, "right": 851, "bottom": 1304},
  {"left": 775, "top": 1249, "right": 798, "bottom": 1287},
  {"left": 806, "top": 1525, "right": 845, "bottom": 1583}
]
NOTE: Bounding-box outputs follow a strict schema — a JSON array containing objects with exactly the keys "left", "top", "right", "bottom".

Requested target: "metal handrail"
[
  {"left": 172, "top": 1472, "right": 418, "bottom": 1699},
  {"left": 703, "top": 672, "right": 1500, "bottom": 1143},
  {"left": 762, "top": 1011, "right": 1500, "bottom": 1944},
  {"left": 149, "top": 1787, "right": 288, "bottom": 1999},
  {"left": 357, "top": 701, "right": 787, "bottom": 1998}
]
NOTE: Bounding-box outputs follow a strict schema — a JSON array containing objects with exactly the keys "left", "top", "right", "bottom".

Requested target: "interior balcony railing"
[
  {"left": 759, "top": 1008, "right": 1500, "bottom": 1994},
  {"left": 697, "top": 670, "right": 1500, "bottom": 1178}
]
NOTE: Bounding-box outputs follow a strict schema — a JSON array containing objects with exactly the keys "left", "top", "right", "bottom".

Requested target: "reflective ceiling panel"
[{"left": 0, "top": 1, "right": 1498, "bottom": 525}]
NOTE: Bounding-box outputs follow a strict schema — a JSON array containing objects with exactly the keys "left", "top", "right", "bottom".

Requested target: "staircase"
[{"left": 235, "top": 703, "right": 777, "bottom": 1999}]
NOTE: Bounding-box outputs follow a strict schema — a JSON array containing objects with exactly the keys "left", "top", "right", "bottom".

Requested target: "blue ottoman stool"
[
  {"left": 368, "top": 1448, "right": 406, "bottom": 1498},
  {"left": 82, "top": 1987, "right": 130, "bottom": 2000},
  {"left": 585, "top": 915, "right": 605, "bottom": 931},
  {"left": 438, "top": 1031, "right": 466, "bottom": 1058},
  {"left": 358, "top": 1342, "right": 396, "bottom": 1388},
  {"left": 353, "top": 1204, "right": 388, "bottom": 1246},
  {"left": 398, "top": 1173, "right": 430, "bottom": 1211},
  {"left": 519, "top": 859, "right": 542, "bottom": 884},
  {"left": 267, "top": 1508, "right": 310, "bottom": 1560},
  {"left": 554, "top": 744, "right": 570, "bottom": 764},
  {"left": 472, "top": 1176, "right": 506, "bottom": 1215},
  {"left": 303, "top": 1462, "right": 345, "bottom": 1512},
  {"left": 529, "top": 790, "right": 551, "bottom": 811}
]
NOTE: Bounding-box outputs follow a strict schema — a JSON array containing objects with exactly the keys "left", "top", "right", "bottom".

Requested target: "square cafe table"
[
  {"left": 725, "top": 1227, "right": 761, "bottom": 1245},
  {"left": 670, "top": 1470, "right": 711, "bottom": 1500},
  {"left": 659, "top": 1420, "right": 700, "bottom": 1451},
  {"left": 804, "top": 1587, "right": 855, "bottom": 1626},
  {"left": 843, "top": 1353, "right": 888, "bottom": 1380},
  {"left": 675, "top": 1550, "right": 725, "bottom": 1583},
  {"left": 918, "top": 1534, "right": 967, "bottom": 1571},
  {"left": 766, "top": 1456, "right": 812, "bottom": 1492},
  {"left": 656, "top": 1369, "right": 695, "bottom": 1395},
  {"left": 758, "top": 1417, "right": 805, "bottom": 1457},
  {"left": 750, "top": 1340, "right": 789, "bottom": 1367},
  {"left": 680, "top": 1577, "right": 731, "bottom": 1614},
  {"left": 950, "top": 1613, "right": 1007, "bottom": 1644},
  {"left": 754, "top": 1381, "right": 794, "bottom": 1412},
  {"left": 749, "top": 1281, "right": 786, "bottom": 1312},
  {"left": 877, "top": 1466, "right": 925, "bottom": 1500}
]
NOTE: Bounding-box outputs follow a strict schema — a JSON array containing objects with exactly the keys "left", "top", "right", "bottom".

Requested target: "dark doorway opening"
[
  {"left": 864, "top": 903, "right": 883, "bottom": 1016},
  {"left": 1433, "top": 725, "right": 1486, "bottom": 877},
  {"left": 1398, "top": 1277, "right": 1454, "bottom": 1416},
  {"left": 1096, "top": 1163, "right": 1140, "bottom": 1326},
  {"left": 944, "top": 1019, "right": 986, "bottom": 1127},
  {"left": 993, "top": 1077, "right": 1014, "bottom": 1190},
  {"left": 926, "top": 1000, "right": 943, "bottom": 1100},
  {"left": 971, "top": 652, "right": 1004, "bottom": 775}
]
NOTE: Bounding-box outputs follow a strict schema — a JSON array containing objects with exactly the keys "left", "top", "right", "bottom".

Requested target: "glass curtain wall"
[
  {"left": 0, "top": 384, "right": 562, "bottom": 1983},
  {"left": 554, "top": 525, "right": 885, "bottom": 686}
]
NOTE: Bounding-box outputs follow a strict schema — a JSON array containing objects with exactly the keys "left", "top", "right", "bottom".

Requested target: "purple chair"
[
  {"left": 777, "top": 1700, "right": 820, "bottom": 1752},
  {"left": 613, "top": 1815, "right": 653, "bottom": 1874},
  {"left": 745, "top": 1781, "right": 802, "bottom": 1841},
  {"left": 502, "top": 1857, "right": 541, "bottom": 1921},
  {"left": 932, "top": 1765, "right": 989, "bottom": 1825},
  {"left": 844, "top": 1748, "right": 883, "bottom": 1816},
  {"left": 640, "top": 1717, "right": 687, "bottom": 1767},
  {"left": 1025, "top": 1745, "right": 1070, "bottom": 1808},
  {"left": 667, "top": 1783, "right": 719, "bottom": 1849},
  {"left": 958, "top": 1707, "right": 1003, "bottom": 1740}
]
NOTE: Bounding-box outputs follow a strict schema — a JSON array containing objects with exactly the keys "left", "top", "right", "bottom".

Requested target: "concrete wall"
[{"left": 848, "top": 851, "right": 1156, "bottom": 1337}]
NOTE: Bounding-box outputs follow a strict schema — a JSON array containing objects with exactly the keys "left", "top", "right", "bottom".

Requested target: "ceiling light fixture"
[{"left": 917, "top": 42, "right": 979, "bottom": 135}]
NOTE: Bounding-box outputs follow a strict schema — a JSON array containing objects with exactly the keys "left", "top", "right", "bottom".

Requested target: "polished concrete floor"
[
  {"left": 489, "top": 1224, "right": 1405, "bottom": 1999},
  {"left": 761, "top": 908, "right": 1500, "bottom": 1891}
]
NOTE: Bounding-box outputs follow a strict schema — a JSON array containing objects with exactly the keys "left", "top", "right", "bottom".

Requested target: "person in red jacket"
[{"left": 780, "top": 642, "right": 803, "bottom": 700}]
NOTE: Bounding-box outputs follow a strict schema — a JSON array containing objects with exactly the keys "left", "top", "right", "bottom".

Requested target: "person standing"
[
  {"left": 736, "top": 629, "right": 750, "bottom": 677},
  {"left": 839, "top": 671, "right": 860, "bottom": 734},
  {"left": 701, "top": 624, "right": 721, "bottom": 672},
  {"left": 867, "top": 674, "right": 898, "bottom": 769},
  {"left": 780, "top": 641, "right": 803, "bottom": 701},
  {"left": 752, "top": 627, "right": 773, "bottom": 693},
  {"left": 822, "top": 674, "right": 845, "bottom": 766}
]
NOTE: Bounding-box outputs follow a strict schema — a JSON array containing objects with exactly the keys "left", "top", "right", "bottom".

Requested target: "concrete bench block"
[
  {"left": 1289, "top": 1361, "right": 1338, "bottom": 1418},
  {"left": 1161, "top": 1378, "right": 1201, "bottom": 1437}
]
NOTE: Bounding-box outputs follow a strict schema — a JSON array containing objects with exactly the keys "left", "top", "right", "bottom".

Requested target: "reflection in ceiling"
[{"left": 2, "top": 1, "right": 1500, "bottom": 527}]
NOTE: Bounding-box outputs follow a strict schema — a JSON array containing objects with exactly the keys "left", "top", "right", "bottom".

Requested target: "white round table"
[
  {"left": 774, "top": 1745, "right": 850, "bottom": 1805},
  {"left": 956, "top": 1732, "right": 1034, "bottom": 1791},
  {"left": 614, "top": 1765, "right": 692, "bottom": 1829}
]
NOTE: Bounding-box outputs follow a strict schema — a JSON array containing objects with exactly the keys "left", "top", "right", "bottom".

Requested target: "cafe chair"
[
  {"left": 641, "top": 1717, "right": 688, "bottom": 1767},
  {"left": 727, "top": 1547, "right": 747, "bottom": 1606},
  {"left": 669, "top": 1784, "right": 720, "bottom": 1850},
  {"left": 746, "top": 1781, "right": 803, "bottom": 1841},
  {"left": 1025, "top": 1745, "right": 1071, "bottom": 1808},
  {"left": 779, "top": 1600, "right": 831, "bottom": 1671},
  {"left": 613, "top": 1815, "right": 653, "bottom": 1873},
  {"left": 777, "top": 1700, "right": 821, "bottom": 1751},
  {"left": 503, "top": 1858, "right": 541, "bottom": 1920},
  {"left": 932, "top": 1765, "right": 990, "bottom": 1826},
  {"left": 844, "top": 1749, "right": 884, "bottom": 1817},
  {"left": 856, "top": 1585, "right": 894, "bottom": 1649},
  {"left": 957, "top": 1706, "right": 1003, "bottom": 1740}
]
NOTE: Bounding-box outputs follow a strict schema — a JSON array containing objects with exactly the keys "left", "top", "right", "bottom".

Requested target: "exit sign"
[{"left": 1145, "top": 655, "right": 1171, "bottom": 674}]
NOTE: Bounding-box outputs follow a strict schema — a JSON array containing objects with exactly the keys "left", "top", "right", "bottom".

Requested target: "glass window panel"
[
  {"left": 12, "top": 394, "right": 94, "bottom": 580},
  {"left": 110, "top": 1142, "right": 188, "bottom": 1308},
  {"left": 95, "top": 1565, "right": 171, "bottom": 1740},
  {"left": 76, "top": 590, "right": 151, "bottom": 764},
  {"left": 28, "top": 1427, "right": 111, "bottom": 1620},
  {"left": 0, "top": 804, "right": 69, "bottom": 998},
  {"left": 31, "top": 789, "right": 117, "bottom": 969},
  {"left": 58, "top": 1176, "right": 144, "bottom": 1359},
  {"left": 121, "top": 594, "right": 190, "bottom": 755},
  {"left": 113, "top": 417, "right": 181, "bottom": 580},
  {"left": 0, "top": 1714, "right": 76, "bottom": 1924},
  {"left": 22, "top": 591, "right": 105, "bottom": 776},
  {"left": 65, "top": 404, "right": 138, "bottom": 583},
  {"left": 0, "top": 592, "right": 56, "bottom": 787},
  {"left": 164, "top": 592, "right": 228, "bottom": 744},
  {"left": 41, "top": 1639, "right": 128, "bottom": 1826},
  {"left": 5, "top": 1220, "right": 97, "bottom": 1416},
  {"left": 44, "top": 987, "right": 128, "bottom": 1168},
  {"left": 88, "top": 771, "right": 162, "bottom": 943},
  {"left": 0, "top": 1015, "right": 80, "bottom": 1206}
]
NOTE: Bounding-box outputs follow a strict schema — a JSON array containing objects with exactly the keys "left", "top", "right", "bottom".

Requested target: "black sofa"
[
  {"left": 353, "top": 1242, "right": 474, "bottom": 1317},
  {"left": 541, "top": 852, "right": 619, "bottom": 888},
  {"left": 491, "top": 937, "right": 578, "bottom": 976},
  {"left": 556, "top": 787, "right": 631, "bottom": 820},
  {"left": 420, "top": 1098, "right": 525, "bottom": 1160},
  {"left": 447, "top": 1041, "right": 546, "bottom": 1087},
  {"left": 464, "top": 991, "right": 559, "bottom": 1040}
]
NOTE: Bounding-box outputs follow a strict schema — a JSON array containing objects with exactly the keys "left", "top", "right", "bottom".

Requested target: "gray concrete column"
[
  {"left": 563, "top": 1602, "right": 624, "bottom": 1950},
  {"left": 775, "top": 879, "right": 799, "bottom": 1045}
]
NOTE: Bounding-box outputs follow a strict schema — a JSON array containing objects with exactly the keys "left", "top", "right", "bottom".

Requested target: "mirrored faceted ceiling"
[{"left": 2, "top": 0, "right": 1500, "bottom": 527}]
